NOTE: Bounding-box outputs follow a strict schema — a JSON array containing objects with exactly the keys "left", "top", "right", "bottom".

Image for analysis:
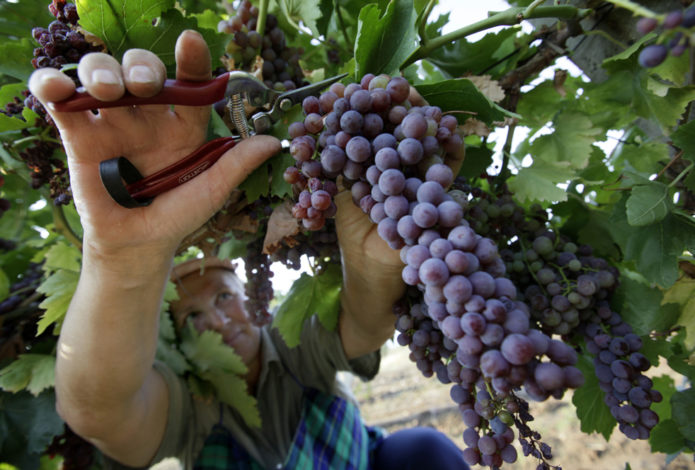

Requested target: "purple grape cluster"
[
  {"left": 218, "top": 1, "right": 306, "bottom": 91},
  {"left": 584, "top": 317, "right": 661, "bottom": 439},
  {"left": 458, "top": 181, "right": 661, "bottom": 441},
  {"left": 283, "top": 73, "right": 588, "bottom": 468},
  {"left": 30, "top": 1, "right": 102, "bottom": 83},
  {"left": 2, "top": 93, "right": 68, "bottom": 200},
  {"left": 637, "top": 6, "right": 695, "bottom": 68},
  {"left": 243, "top": 236, "right": 274, "bottom": 326},
  {"left": 269, "top": 220, "right": 340, "bottom": 271},
  {"left": 44, "top": 424, "right": 95, "bottom": 469}
]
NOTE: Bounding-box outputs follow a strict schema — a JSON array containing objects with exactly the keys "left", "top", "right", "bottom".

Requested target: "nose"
[{"left": 194, "top": 307, "right": 231, "bottom": 332}]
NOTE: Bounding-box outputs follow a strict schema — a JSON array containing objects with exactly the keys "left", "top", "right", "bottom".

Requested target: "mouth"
[{"left": 223, "top": 330, "right": 242, "bottom": 347}]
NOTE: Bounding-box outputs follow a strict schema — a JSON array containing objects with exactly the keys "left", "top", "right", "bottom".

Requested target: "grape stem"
[
  {"left": 603, "top": 0, "right": 661, "bottom": 19},
  {"left": 334, "top": 0, "right": 353, "bottom": 48},
  {"left": 53, "top": 203, "right": 83, "bottom": 251},
  {"left": 401, "top": 5, "right": 591, "bottom": 69},
  {"left": 256, "top": 0, "right": 269, "bottom": 40},
  {"left": 417, "top": 0, "right": 437, "bottom": 46}
]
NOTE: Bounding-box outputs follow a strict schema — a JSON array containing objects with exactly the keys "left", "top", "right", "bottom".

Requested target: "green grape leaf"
[
  {"left": 202, "top": 370, "right": 260, "bottom": 428},
  {"left": 507, "top": 161, "right": 574, "bottom": 203},
  {"left": 626, "top": 182, "right": 672, "bottom": 227},
  {"left": 43, "top": 241, "right": 81, "bottom": 273},
  {"left": 0, "top": 38, "right": 35, "bottom": 81},
  {"left": 0, "top": 114, "right": 32, "bottom": 133},
  {"left": 270, "top": 154, "right": 295, "bottom": 199},
  {"left": 529, "top": 112, "right": 603, "bottom": 171},
  {"left": 458, "top": 145, "right": 493, "bottom": 179},
  {"left": 0, "top": 355, "right": 55, "bottom": 396},
  {"left": 613, "top": 139, "right": 669, "bottom": 174},
  {"left": 609, "top": 198, "right": 694, "bottom": 288},
  {"left": 671, "top": 387, "right": 695, "bottom": 441},
  {"left": 180, "top": 323, "right": 247, "bottom": 376},
  {"left": 354, "top": 0, "right": 418, "bottom": 78},
  {"left": 572, "top": 354, "right": 615, "bottom": 440},
  {"left": 276, "top": 0, "right": 322, "bottom": 35},
  {"left": 672, "top": 119, "right": 695, "bottom": 157},
  {"left": 35, "top": 269, "right": 80, "bottom": 336},
  {"left": 239, "top": 160, "right": 269, "bottom": 203},
  {"left": 0, "top": 390, "right": 64, "bottom": 461},
  {"left": 415, "top": 79, "right": 514, "bottom": 126},
  {"left": 616, "top": 276, "right": 679, "bottom": 335},
  {"left": 603, "top": 34, "right": 654, "bottom": 68},
  {"left": 650, "top": 419, "right": 687, "bottom": 454},
  {"left": 76, "top": 2, "right": 225, "bottom": 69},
  {"left": 190, "top": 9, "right": 222, "bottom": 31},
  {"left": 650, "top": 375, "right": 676, "bottom": 422},
  {"left": 663, "top": 278, "right": 695, "bottom": 350},
  {"left": 272, "top": 264, "right": 342, "bottom": 347},
  {"left": 156, "top": 338, "right": 191, "bottom": 376},
  {"left": 427, "top": 28, "right": 519, "bottom": 78}
]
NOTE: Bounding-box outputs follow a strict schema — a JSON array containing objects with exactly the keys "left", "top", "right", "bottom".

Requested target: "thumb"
[{"left": 154, "top": 134, "right": 281, "bottom": 230}]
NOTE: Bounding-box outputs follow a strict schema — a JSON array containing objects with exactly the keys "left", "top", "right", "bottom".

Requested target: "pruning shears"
[{"left": 52, "top": 71, "right": 346, "bottom": 208}]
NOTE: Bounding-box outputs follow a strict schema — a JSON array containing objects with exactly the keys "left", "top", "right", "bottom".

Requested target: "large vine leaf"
[
  {"left": 0, "top": 355, "right": 55, "bottom": 396},
  {"left": 415, "top": 79, "right": 515, "bottom": 126},
  {"left": 626, "top": 182, "right": 672, "bottom": 227},
  {"left": 203, "top": 371, "right": 260, "bottom": 428},
  {"left": 0, "top": 38, "right": 35, "bottom": 81},
  {"left": 427, "top": 27, "right": 520, "bottom": 78},
  {"left": 272, "top": 263, "right": 342, "bottom": 347},
  {"left": 609, "top": 198, "right": 695, "bottom": 288},
  {"left": 615, "top": 277, "right": 679, "bottom": 336},
  {"left": 572, "top": 355, "right": 615, "bottom": 440},
  {"left": 76, "top": 0, "right": 225, "bottom": 68},
  {"left": 671, "top": 387, "right": 695, "bottom": 441},
  {"left": 507, "top": 160, "right": 574, "bottom": 203},
  {"left": 663, "top": 278, "right": 695, "bottom": 350},
  {"left": 354, "top": 0, "right": 418, "bottom": 78},
  {"left": 180, "top": 324, "right": 247, "bottom": 376},
  {"left": 529, "top": 112, "right": 603, "bottom": 171},
  {"left": 275, "top": 0, "right": 322, "bottom": 36},
  {"left": 0, "top": 390, "right": 64, "bottom": 465}
]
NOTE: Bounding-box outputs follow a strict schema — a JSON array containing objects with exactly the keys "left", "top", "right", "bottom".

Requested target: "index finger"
[{"left": 28, "top": 67, "right": 93, "bottom": 131}]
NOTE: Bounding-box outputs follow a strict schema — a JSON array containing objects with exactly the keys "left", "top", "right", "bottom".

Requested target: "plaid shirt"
[{"left": 193, "top": 388, "right": 384, "bottom": 470}]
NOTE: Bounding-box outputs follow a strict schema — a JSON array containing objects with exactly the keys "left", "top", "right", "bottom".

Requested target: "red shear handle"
[
  {"left": 100, "top": 137, "right": 237, "bottom": 208},
  {"left": 52, "top": 72, "right": 230, "bottom": 112}
]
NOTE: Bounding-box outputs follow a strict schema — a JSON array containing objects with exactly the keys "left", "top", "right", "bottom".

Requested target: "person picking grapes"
[{"left": 28, "top": 30, "right": 469, "bottom": 469}]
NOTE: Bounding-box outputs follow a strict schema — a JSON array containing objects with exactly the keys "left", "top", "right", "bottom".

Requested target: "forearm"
[{"left": 55, "top": 244, "right": 174, "bottom": 434}]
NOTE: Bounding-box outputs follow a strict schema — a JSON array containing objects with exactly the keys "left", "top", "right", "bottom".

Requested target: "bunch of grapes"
[
  {"left": 583, "top": 316, "right": 662, "bottom": 439},
  {"left": 218, "top": 1, "right": 306, "bottom": 91},
  {"left": 283, "top": 73, "right": 586, "bottom": 468},
  {"left": 269, "top": 219, "right": 340, "bottom": 271},
  {"left": 44, "top": 424, "right": 96, "bottom": 470},
  {"left": 636, "top": 6, "right": 695, "bottom": 67},
  {"left": 0, "top": 262, "right": 46, "bottom": 363},
  {"left": 460, "top": 181, "right": 661, "bottom": 441},
  {"left": 243, "top": 236, "right": 274, "bottom": 326},
  {"left": 12, "top": 0, "right": 102, "bottom": 202}
]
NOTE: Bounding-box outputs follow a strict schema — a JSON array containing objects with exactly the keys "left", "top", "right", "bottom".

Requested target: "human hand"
[{"left": 28, "top": 30, "right": 280, "bottom": 260}]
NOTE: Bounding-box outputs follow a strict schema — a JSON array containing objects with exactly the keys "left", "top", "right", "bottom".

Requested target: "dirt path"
[{"left": 349, "top": 345, "right": 695, "bottom": 470}]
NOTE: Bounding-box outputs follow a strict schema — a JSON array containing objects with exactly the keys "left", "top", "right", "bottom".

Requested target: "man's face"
[{"left": 171, "top": 268, "right": 262, "bottom": 368}]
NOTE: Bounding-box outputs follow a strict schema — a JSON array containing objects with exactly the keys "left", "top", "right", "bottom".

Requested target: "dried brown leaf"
[{"left": 467, "top": 75, "right": 505, "bottom": 103}]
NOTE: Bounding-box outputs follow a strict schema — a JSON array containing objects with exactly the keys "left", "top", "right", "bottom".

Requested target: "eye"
[{"left": 217, "top": 291, "right": 236, "bottom": 303}]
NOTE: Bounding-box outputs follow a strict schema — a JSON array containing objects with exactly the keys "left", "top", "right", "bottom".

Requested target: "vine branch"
[
  {"left": 256, "top": 0, "right": 269, "bottom": 39},
  {"left": 603, "top": 0, "right": 661, "bottom": 19},
  {"left": 402, "top": 5, "right": 591, "bottom": 68}
]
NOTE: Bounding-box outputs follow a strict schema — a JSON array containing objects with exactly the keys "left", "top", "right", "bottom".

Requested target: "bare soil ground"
[{"left": 348, "top": 345, "right": 695, "bottom": 470}]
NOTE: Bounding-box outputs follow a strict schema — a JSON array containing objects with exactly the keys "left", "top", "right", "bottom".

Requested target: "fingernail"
[
  {"left": 91, "top": 69, "right": 120, "bottom": 86},
  {"left": 129, "top": 65, "right": 155, "bottom": 84}
]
